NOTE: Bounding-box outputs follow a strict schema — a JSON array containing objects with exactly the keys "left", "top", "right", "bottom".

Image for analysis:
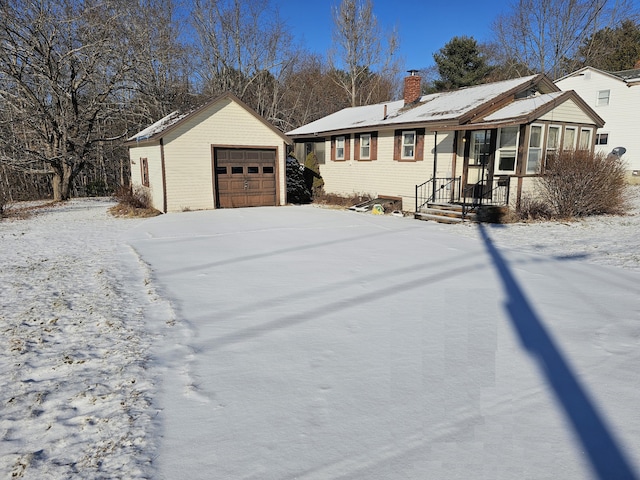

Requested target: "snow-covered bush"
[{"left": 286, "top": 156, "right": 311, "bottom": 204}]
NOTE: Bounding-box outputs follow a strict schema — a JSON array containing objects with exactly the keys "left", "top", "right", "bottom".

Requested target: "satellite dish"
[{"left": 611, "top": 147, "right": 626, "bottom": 157}]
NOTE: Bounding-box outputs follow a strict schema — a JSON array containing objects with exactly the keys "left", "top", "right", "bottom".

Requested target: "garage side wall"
[
  {"left": 129, "top": 144, "right": 164, "bottom": 212},
  {"left": 162, "top": 98, "right": 287, "bottom": 212},
  {"left": 318, "top": 130, "right": 455, "bottom": 212}
]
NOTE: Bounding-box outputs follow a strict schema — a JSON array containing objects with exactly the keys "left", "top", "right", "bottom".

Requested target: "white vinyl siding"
[{"left": 556, "top": 67, "right": 640, "bottom": 172}]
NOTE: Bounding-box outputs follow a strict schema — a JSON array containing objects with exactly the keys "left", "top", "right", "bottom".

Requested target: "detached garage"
[{"left": 126, "top": 93, "right": 290, "bottom": 213}]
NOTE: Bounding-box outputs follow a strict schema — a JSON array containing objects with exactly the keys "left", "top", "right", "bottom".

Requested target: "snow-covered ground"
[{"left": 1, "top": 188, "right": 639, "bottom": 479}]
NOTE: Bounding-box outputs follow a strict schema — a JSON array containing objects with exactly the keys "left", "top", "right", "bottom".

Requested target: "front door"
[{"left": 463, "top": 130, "right": 495, "bottom": 200}]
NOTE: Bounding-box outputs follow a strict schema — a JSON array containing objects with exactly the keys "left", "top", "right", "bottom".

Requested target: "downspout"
[
  {"left": 160, "top": 137, "right": 167, "bottom": 213},
  {"left": 432, "top": 131, "right": 438, "bottom": 202},
  {"left": 451, "top": 131, "right": 458, "bottom": 202}
]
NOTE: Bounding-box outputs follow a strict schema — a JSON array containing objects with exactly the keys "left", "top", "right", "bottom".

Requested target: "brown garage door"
[{"left": 214, "top": 148, "right": 277, "bottom": 208}]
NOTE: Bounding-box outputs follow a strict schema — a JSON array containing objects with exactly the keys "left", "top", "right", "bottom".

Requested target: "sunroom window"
[
  {"left": 496, "top": 127, "right": 518, "bottom": 172},
  {"left": 526, "top": 125, "right": 543, "bottom": 174},
  {"left": 563, "top": 127, "right": 576, "bottom": 150},
  {"left": 579, "top": 128, "right": 592, "bottom": 150}
]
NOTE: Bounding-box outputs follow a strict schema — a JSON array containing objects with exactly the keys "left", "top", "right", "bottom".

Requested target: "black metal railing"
[
  {"left": 415, "top": 176, "right": 461, "bottom": 212},
  {"left": 461, "top": 177, "right": 511, "bottom": 218}
]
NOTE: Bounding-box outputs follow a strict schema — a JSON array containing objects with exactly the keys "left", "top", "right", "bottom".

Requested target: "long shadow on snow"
[{"left": 478, "top": 223, "right": 637, "bottom": 480}]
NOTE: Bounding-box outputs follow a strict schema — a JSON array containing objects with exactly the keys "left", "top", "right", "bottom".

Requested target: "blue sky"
[{"left": 274, "top": 0, "right": 513, "bottom": 70}]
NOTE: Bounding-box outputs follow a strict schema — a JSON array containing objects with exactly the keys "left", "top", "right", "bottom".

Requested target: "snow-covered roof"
[
  {"left": 127, "top": 110, "right": 189, "bottom": 142},
  {"left": 287, "top": 75, "right": 541, "bottom": 136},
  {"left": 483, "top": 92, "right": 565, "bottom": 122}
]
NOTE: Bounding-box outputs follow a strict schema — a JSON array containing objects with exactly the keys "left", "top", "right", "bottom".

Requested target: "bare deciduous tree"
[
  {"left": 491, "top": 0, "right": 636, "bottom": 79},
  {"left": 0, "top": 0, "right": 138, "bottom": 201},
  {"left": 329, "top": 0, "right": 400, "bottom": 107},
  {"left": 191, "top": 0, "right": 295, "bottom": 125}
]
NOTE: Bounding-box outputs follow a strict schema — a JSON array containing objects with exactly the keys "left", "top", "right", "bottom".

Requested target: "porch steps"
[{"left": 414, "top": 203, "right": 476, "bottom": 224}]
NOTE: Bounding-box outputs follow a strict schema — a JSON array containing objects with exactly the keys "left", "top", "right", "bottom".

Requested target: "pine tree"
[{"left": 433, "top": 36, "right": 492, "bottom": 92}]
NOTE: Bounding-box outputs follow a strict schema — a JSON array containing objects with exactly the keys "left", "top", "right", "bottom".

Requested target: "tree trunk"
[{"left": 52, "top": 163, "right": 74, "bottom": 201}]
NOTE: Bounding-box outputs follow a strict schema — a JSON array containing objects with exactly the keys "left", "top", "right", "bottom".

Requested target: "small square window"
[
  {"left": 231, "top": 166, "right": 243, "bottom": 174},
  {"left": 596, "top": 133, "right": 609, "bottom": 145},
  {"left": 247, "top": 166, "right": 259, "bottom": 174},
  {"left": 596, "top": 90, "right": 610, "bottom": 106}
]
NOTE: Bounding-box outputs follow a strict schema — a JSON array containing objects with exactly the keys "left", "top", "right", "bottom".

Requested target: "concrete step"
[{"left": 414, "top": 212, "right": 465, "bottom": 224}]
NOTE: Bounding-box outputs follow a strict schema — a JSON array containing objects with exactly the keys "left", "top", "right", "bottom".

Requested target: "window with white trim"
[
  {"left": 596, "top": 90, "right": 610, "bottom": 106},
  {"left": 547, "top": 126, "right": 561, "bottom": 154},
  {"left": 526, "top": 125, "right": 544, "bottom": 174},
  {"left": 563, "top": 127, "right": 577, "bottom": 150},
  {"left": 360, "top": 133, "right": 371, "bottom": 159},
  {"left": 495, "top": 127, "right": 518, "bottom": 173},
  {"left": 335, "top": 136, "right": 345, "bottom": 160},
  {"left": 579, "top": 128, "right": 592, "bottom": 150},
  {"left": 402, "top": 131, "right": 416, "bottom": 159},
  {"left": 596, "top": 133, "right": 609, "bottom": 145}
]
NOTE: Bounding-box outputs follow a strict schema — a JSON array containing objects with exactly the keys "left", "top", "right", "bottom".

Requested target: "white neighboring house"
[
  {"left": 125, "top": 93, "right": 291, "bottom": 213},
  {"left": 555, "top": 66, "right": 640, "bottom": 183}
]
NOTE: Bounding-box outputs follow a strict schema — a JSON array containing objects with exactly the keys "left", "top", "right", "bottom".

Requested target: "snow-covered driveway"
[{"left": 127, "top": 205, "right": 640, "bottom": 480}]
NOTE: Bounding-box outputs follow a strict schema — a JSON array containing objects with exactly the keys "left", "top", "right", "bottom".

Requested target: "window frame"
[
  {"left": 578, "top": 127, "right": 593, "bottom": 150},
  {"left": 495, "top": 127, "right": 518, "bottom": 174},
  {"left": 331, "top": 134, "right": 350, "bottom": 161},
  {"left": 563, "top": 126, "right": 577, "bottom": 150},
  {"left": 140, "top": 157, "right": 149, "bottom": 187},
  {"left": 526, "top": 124, "right": 544, "bottom": 174},
  {"left": 595, "top": 132, "right": 609, "bottom": 145},
  {"left": 335, "top": 135, "right": 345, "bottom": 160},
  {"left": 359, "top": 133, "right": 371, "bottom": 160},
  {"left": 401, "top": 130, "right": 417, "bottom": 160},
  {"left": 596, "top": 90, "right": 610, "bottom": 106},
  {"left": 394, "top": 129, "right": 424, "bottom": 161}
]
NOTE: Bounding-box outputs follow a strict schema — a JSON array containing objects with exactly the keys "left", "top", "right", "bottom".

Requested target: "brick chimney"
[{"left": 404, "top": 70, "right": 422, "bottom": 105}]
